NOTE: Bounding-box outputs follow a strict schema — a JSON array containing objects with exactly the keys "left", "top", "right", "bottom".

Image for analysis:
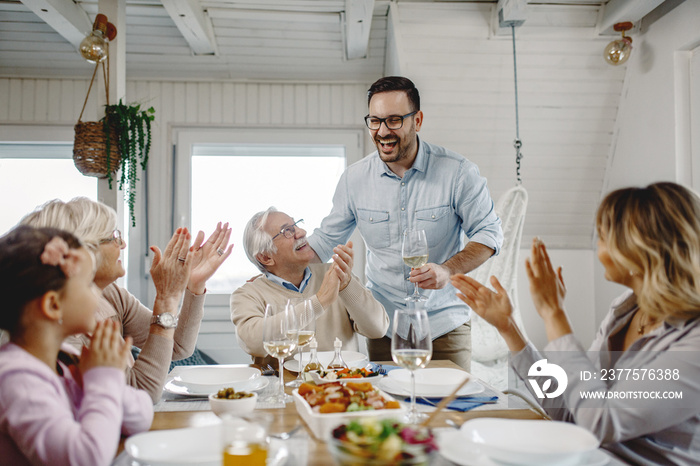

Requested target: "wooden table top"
[{"left": 119, "top": 360, "right": 544, "bottom": 465}]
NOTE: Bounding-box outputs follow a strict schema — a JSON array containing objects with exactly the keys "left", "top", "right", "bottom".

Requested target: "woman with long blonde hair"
[{"left": 452, "top": 182, "right": 700, "bottom": 464}]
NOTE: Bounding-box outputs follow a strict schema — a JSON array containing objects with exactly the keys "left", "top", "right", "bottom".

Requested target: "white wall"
[
  {"left": 515, "top": 247, "right": 598, "bottom": 350},
  {"left": 604, "top": 0, "right": 700, "bottom": 193},
  {"left": 597, "top": 0, "right": 700, "bottom": 326}
]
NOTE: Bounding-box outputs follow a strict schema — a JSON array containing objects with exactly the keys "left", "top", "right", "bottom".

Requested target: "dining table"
[{"left": 114, "top": 360, "right": 623, "bottom": 466}]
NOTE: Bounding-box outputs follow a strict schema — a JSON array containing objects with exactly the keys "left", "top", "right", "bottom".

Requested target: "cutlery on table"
[
  {"left": 269, "top": 424, "right": 302, "bottom": 440},
  {"left": 419, "top": 376, "right": 474, "bottom": 427},
  {"left": 164, "top": 396, "right": 209, "bottom": 402},
  {"left": 262, "top": 363, "right": 278, "bottom": 377}
]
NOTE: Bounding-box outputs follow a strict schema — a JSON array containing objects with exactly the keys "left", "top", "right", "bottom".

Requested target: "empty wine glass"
[
  {"left": 402, "top": 229, "right": 429, "bottom": 302},
  {"left": 286, "top": 298, "right": 315, "bottom": 388},
  {"left": 391, "top": 307, "right": 432, "bottom": 424},
  {"left": 262, "top": 303, "right": 298, "bottom": 403}
]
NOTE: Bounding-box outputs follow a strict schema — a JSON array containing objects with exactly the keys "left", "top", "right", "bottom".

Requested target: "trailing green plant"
[{"left": 102, "top": 100, "right": 155, "bottom": 226}]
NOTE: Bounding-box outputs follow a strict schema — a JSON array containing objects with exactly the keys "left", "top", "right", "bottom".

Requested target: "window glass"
[
  {"left": 0, "top": 144, "right": 98, "bottom": 235},
  {"left": 190, "top": 144, "right": 345, "bottom": 294}
]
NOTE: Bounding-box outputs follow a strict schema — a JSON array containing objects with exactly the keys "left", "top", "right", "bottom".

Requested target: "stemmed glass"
[
  {"left": 402, "top": 229, "right": 429, "bottom": 302},
  {"left": 262, "top": 303, "right": 298, "bottom": 403},
  {"left": 391, "top": 307, "right": 432, "bottom": 424},
  {"left": 286, "top": 298, "right": 315, "bottom": 388}
]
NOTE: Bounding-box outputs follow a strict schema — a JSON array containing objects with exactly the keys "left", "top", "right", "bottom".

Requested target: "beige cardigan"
[{"left": 230, "top": 263, "right": 389, "bottom": 365}]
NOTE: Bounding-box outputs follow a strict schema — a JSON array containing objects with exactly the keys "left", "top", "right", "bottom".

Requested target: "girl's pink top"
[{"left": 0, "top": 342, "right": 153, "bottom": 465}]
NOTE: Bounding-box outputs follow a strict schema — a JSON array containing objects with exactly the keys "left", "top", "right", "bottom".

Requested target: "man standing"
[
  {"left": 231, "top": 207, "right": 389, "bottom": 366},
  {"left": 307, "top": 76, "right": 503, "bottom": 370}
]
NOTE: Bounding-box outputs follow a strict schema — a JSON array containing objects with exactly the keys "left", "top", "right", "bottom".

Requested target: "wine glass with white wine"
[
  {"left": 262, "top": 303, "right": 298, "bottom": 403},
  {"left": 402, "top": 229, "right": 429, "bottom": 302},
  {"left": 391, "top": 307, "right": 432, "bottom": 424},
  {"left": 286, "top": 298, "right": 315, "bottom": 388}
]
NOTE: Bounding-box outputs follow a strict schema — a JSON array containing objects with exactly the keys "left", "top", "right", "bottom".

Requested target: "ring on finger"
[
  {"left": 217, "top": 248, "right": 225, "bottom": 256},
  {"left": 178, "top": 257, "right": 186, "bottom": 263}
]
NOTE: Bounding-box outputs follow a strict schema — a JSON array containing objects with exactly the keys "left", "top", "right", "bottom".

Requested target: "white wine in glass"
[
  {"left": 402, "top": 229, "right": 429, "bottom": 302},
  {"left": 262, "top": 303, "right": 298, "bottom": 403},
  {"left": 286, "top": 298, "right": 315, "bottom": 388},
  {"left": 391, "top": 307, "right": 432, "bottom": 424}
]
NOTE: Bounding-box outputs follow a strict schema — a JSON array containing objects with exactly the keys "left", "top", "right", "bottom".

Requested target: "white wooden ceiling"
[
  {"left": 0, "top": 0, "right": 674, "bottom": 250},
  {"left": 0, "top": 0, "right": 660, "bottom": 81}
]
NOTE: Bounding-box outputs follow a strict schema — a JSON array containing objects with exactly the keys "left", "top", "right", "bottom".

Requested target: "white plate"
[
  {"left": 165, "top": 375, "right": 269, "bottom": 397},
  {"left": 461, "top": 418, "right": 600, "bottom": 466},
  {"left": 438, "top": 430, "right": 609, "bottom": 466},
  {"left": 388, "top": 368, "right": 472, "bottom": 394},
  {"left": 283, "top": 351, "right": 369, "bottom": 373},
  {"left": 379, "top": 369, "right": 483, "bottom": 397},
  {"left": 125, "top": 424, "right": 221, "bottom": 466},
  {"left": 174, "top": 365, "right": 260, "bottom": 392}
]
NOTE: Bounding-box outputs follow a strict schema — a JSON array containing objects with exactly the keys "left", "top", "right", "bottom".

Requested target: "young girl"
[{"left": 0, "top": 226, "right": 153, "bottom": 466}]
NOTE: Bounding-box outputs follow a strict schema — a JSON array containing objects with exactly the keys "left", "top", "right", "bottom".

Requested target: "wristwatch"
[{"left": 150, "top": 312, "right": 178, "bottom": 329}]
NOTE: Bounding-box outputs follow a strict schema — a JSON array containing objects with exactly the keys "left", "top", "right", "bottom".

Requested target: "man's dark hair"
[{"left": 367, "top": 76, "right": 420, "bottom": 111}]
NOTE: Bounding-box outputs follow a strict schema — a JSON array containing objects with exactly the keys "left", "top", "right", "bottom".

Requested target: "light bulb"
[
  {"left": 79, "top": 14, "right": 109, "bottom": 64},
  {"left": 604, "top": 37, "right": 632, "bottom": 66},
  {"left": 79, "top": 30, "right": 108, "bottom": 63}
]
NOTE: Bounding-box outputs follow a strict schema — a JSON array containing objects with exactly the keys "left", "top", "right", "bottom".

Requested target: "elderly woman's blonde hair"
[
  {"left": 20, "top": 197, "right": 117, "bottom": 260},
  {"left": 596, "top": 182, "right": 700, "bottom": 319}
]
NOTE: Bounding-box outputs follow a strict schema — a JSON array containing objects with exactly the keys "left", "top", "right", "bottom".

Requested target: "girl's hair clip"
[{"left": 40, "top": 237, "right": 80, "bottom": 278}]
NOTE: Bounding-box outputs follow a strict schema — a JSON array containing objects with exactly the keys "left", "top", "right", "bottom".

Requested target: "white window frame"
[{"left": 171, "top": 126, "right": 367, "bottom": 308}]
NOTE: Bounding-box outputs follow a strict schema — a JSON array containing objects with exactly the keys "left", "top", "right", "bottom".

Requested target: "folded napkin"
[
  {"left": 415, "top": 395, "right": 499, "bottom": 412},
  {"left": 368, "top": 362, "right": 401, "bottom": 374}
]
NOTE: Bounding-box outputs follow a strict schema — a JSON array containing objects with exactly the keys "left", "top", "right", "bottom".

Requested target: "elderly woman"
[
  {"left": 21, "top": 197, "right": 232, "bottom": 402},
  {"left": 452, "top": 182, "right": 700, "bottom": 464}
]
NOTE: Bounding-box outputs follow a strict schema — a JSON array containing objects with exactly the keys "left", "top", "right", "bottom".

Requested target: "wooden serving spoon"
[{"left": 419, "top": 376, "right": 473, "bottom": 428}]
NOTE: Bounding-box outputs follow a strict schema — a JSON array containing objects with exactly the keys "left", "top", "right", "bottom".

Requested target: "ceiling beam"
[
  {"left": 161, "top": 0, "right": 218, "bottom": 56},
  {"left": 597, "top": 0, "right": 667, "bottom": 35},
  {"left": 343, "top": 0, "right": 375, "bottom": 60},
  {"left": 20, "top": 0, "right": 92, "bottom": 48}
]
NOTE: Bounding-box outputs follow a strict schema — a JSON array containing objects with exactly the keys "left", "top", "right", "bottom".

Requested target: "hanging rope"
[{"left": 511, "top": 24, "right": 523, "bottom": 185}]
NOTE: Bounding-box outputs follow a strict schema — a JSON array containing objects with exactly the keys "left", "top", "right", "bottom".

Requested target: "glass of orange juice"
[{"left": 221, "top": 414, "right": 270, "bottom": 466}]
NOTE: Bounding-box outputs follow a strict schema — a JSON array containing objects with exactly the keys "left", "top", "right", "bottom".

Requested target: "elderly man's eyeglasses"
[
  {"left": 100, "top": 230, "right": 123, "bottom": 247},
  {"left": 364, "top": 111, "right": 418, "bottom": 130},
  {"left": 271, "top": 219, "right": 304, "bottom": 241}
]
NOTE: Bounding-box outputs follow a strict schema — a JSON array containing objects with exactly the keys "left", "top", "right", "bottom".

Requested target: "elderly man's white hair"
[{"left": 243, "top": 206, "right": 280, "bottom": 273}]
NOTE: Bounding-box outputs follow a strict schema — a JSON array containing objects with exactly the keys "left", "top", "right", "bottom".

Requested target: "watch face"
[{"left": 157, "top": 313, "right": 177, "bottom": 327}]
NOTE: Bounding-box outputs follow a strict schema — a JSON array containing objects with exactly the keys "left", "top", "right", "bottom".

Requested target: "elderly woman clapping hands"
[{"left": 21, "top": 197, "right": 232, "bottom": 402}]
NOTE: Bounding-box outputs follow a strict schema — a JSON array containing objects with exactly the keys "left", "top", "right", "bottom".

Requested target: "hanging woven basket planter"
[
  {"left": 73, "top": 119, "right": 121, "bottom": 178},
  {"left": 73, "top": 59, "right": 121, "bottom": 179}
]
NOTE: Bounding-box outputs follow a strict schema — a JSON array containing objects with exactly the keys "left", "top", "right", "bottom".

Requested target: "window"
[
  {"left": 173, "top": 128, "right": 365, "bottom": 297},
  {"left": 190, "top": 144, "right": 346, "bottom": 293},
  {"left": 0, "top": 143, "right": 98, "bottom": 235}
]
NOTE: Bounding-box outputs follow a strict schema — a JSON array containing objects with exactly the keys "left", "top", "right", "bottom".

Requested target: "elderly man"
[{"left": 230, "top": 207, "right": 389, "bottom": 365}]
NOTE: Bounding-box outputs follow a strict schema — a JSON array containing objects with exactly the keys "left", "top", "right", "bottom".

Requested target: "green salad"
[{"left": 330, "top": 418, "right": 437, "bottom": 464}]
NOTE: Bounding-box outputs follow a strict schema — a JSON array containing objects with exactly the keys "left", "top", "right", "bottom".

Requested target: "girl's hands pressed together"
[{"left": 80, "top": 320, "right": 133, "bottom": 374}]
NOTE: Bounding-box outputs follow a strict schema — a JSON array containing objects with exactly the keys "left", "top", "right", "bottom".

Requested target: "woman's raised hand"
[
  {"left": 150, "top": 227, "right": 193, "bottom": 300},
  {"left": 451, "top": 274, "right": 528, "bottom": 352},
  {"left": 525, "top": 238, "right": 567, "bottom": 320},
  {"left": 187, "top": 222, "right": 233, "bottom": 295},
  {"left": 451, "top": 274, "right": 514, "bottom": 333},
  {"left": 80, "top": 320, "right": 133, "bottom": 373}
]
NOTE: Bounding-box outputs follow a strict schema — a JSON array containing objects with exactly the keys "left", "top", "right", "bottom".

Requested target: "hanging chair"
[{"left": 468, "top": 185, "right": 529, "bottom": 390}]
